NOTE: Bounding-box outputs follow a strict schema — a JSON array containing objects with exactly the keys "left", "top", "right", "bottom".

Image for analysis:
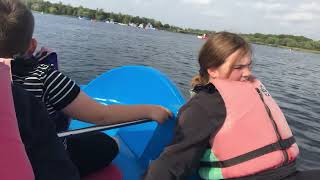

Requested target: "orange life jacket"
[{"left": 199, "top": 79, "right": 299, "bottom": 179}]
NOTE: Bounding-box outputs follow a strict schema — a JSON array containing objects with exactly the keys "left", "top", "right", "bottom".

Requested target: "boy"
[{"left": 1, "top": 0, "right": 172, "bottom": 177}]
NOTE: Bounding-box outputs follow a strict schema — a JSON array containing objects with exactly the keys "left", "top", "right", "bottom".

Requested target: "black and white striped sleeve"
[{"left": 42, "top": 69, "right": 80, "bottom": 111}]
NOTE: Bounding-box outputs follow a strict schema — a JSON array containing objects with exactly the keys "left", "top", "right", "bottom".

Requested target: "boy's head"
[{"left": 0, "top": 0, "right": 34, "bottom": 58}]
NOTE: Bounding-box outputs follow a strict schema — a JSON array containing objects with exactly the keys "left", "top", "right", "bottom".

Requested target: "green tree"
[
  {"left": 95, "top": 9, "right": 106, "bottom": 20},
  {"left": 286, "top": 39, "right": 298, "bottom": 47},
  {"left": 48, "top": 6, "right": 58, "bottom": 14},
  {"left": 31, "top": 3, "right": 42, "bottom": 11},
  {"left": 265, "top": 37, "right": 276, "bottom": 44},
  {"left": 154, "top": 21, "right": 163, "bottom": 29},
  {"left": 66, "top": 6, "right": 74, "bottom": 16},
  {"left": 303, "top": 42, "right": 313, "bottom": 49},
  {"left": 121, "top": 15, "right": 132, "bottom": 24},
  {"left": 163, "top": 24, "right": 170, "bottom": 28}
]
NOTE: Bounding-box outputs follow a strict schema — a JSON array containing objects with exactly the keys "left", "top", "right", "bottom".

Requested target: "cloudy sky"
[{"left": 49, "top": 0, "right": 320, "bottom": 40}]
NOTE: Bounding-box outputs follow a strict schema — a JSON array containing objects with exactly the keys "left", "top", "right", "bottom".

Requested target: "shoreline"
[
  {"left": 251, "top": 42, "right": 320, "bottom": 54},
  {"left": 35, "top": 12, "right": 320, "bottom": 55}
]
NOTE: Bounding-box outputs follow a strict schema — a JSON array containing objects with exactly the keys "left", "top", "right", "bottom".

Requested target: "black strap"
[{"left": 200, "top": 136, "right": 296, "bottom": 168}]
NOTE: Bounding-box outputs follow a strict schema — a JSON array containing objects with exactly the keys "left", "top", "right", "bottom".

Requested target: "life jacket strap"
[{"left": 201, "top": 136, "right": 295, "bottom": 168}]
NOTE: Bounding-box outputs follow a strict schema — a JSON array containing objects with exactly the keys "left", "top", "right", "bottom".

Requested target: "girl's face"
[{"left": 208, "top": 49, "right": 252, "bottom": 82}]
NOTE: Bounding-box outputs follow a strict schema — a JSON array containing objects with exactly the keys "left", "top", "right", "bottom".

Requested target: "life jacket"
[
  {"left": 0, "top": 62, "right": 34, "bottom": 180},
  {"left": 34, "top": 47, "right": 59, "bottom": 70},
  {"left": 11, "top": 47, "right": 58, "bottom": 77},
  {"left": 198, "top": 79, "right": 299, "bottom": 180}
]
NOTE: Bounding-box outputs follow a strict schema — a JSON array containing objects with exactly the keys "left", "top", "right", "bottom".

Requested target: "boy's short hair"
[{"left": 0, "top": 0, "right": 34, "bottom": 57}]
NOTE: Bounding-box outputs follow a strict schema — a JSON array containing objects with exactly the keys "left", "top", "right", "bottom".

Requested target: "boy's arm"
[
  {"left": 62, "top": 91, "right": 172, "bottom": 125},
  {"left": 42, "top": 69, "right": 172, "bottom": 125},
  {"left": 144, "top": 92, "right": 226, "bottom": 180}
]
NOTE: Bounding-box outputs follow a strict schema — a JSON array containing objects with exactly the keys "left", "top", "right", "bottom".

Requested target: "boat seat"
[{"left": 0, "top": 62, "right": 34, "bottom": 180}]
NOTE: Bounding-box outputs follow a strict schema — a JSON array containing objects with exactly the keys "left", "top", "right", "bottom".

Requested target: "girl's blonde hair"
[{"left": 191, "top": 32, "right": 251, "bottom": 88}]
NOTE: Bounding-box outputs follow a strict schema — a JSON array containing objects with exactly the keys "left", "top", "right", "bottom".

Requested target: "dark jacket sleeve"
[
  {"left": 12, "top": 85, "right": 80, "bottom": 180},
  {"left": 144, "top": 91, "right": 226, "bottom": 180}
]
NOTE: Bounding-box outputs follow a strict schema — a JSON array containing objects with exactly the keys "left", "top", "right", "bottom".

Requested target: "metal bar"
[{"left": 58, "top": 119, "right": 152, "bottom": 138}]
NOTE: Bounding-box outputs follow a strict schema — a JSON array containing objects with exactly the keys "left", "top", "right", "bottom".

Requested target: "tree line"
[
  {"left": 241, "top": 33, "right": 320, "bottom": 51},
  {"left": 25, "top": 0, "right": 320, "bottom": 52},
  {"left": 25, "top": 0, "right": 182, "bottom": 32}
]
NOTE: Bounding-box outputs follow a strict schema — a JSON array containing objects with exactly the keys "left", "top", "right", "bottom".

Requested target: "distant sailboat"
[
  {"left": 129, "top": 23, "right": 137, "bottom": 27},
  {"left": 138, "top": 23, "right": 144, "bottom": 28},
  {"left": 197, "top": 33, "right": 208, "bottom": 40},
  {"left": 145, "top": 23, "right": 156, "bottom": 30},
  {"left": 118, "top": 23, "right": 127, "bottom": 26},
  {"left": 78, "top": 16, "right": 90, "bottom": 20},
  {"left": 106, "top": 19, "right": 115, "bottom": 24}
]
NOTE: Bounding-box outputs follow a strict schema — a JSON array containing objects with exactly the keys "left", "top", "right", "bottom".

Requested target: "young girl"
[{"left": 144, "top": 32, "right": 320, "bottom": 180}]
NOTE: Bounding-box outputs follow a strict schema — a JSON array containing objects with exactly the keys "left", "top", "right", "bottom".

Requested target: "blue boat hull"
[{"left": 69, "top": 66, "right": 185, "bottom": 179}]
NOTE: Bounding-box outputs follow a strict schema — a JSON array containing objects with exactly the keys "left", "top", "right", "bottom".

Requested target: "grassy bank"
[{"left": 252, "top": 42, "right": 320, "bottom": 54}]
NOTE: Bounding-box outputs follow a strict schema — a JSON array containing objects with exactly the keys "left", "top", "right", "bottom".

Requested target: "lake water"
[{"left": 33, "top": 13, "right": 320, "bottom": 170}]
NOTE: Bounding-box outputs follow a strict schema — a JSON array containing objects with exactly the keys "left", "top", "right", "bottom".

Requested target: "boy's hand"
[{"left": 149, "top": 105, "right": 173, "bottom": 124}]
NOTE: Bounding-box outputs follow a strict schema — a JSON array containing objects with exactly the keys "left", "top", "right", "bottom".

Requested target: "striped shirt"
[{"left": 11, "top": 58, "right": 80, "bottom": 131}]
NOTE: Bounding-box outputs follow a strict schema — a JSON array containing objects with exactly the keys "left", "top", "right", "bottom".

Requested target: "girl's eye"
[
  {"left": 233, "top": 61, "right": 253, "bottom": 70},
  {"left": 233, "top": 66, "right": 242, "bottom": 69}
]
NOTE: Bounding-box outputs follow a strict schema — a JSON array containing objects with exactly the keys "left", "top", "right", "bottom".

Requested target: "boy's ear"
[
  {"left": 207, "top": 67, "right": 219, "bottom": 79},
  {"left": 26, "top": 38, "right": 37, "bottom": 56}
]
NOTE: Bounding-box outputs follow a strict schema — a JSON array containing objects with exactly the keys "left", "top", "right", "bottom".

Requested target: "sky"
[{"left": 48, "top": 0, "right": 320, "bottom": 40}]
